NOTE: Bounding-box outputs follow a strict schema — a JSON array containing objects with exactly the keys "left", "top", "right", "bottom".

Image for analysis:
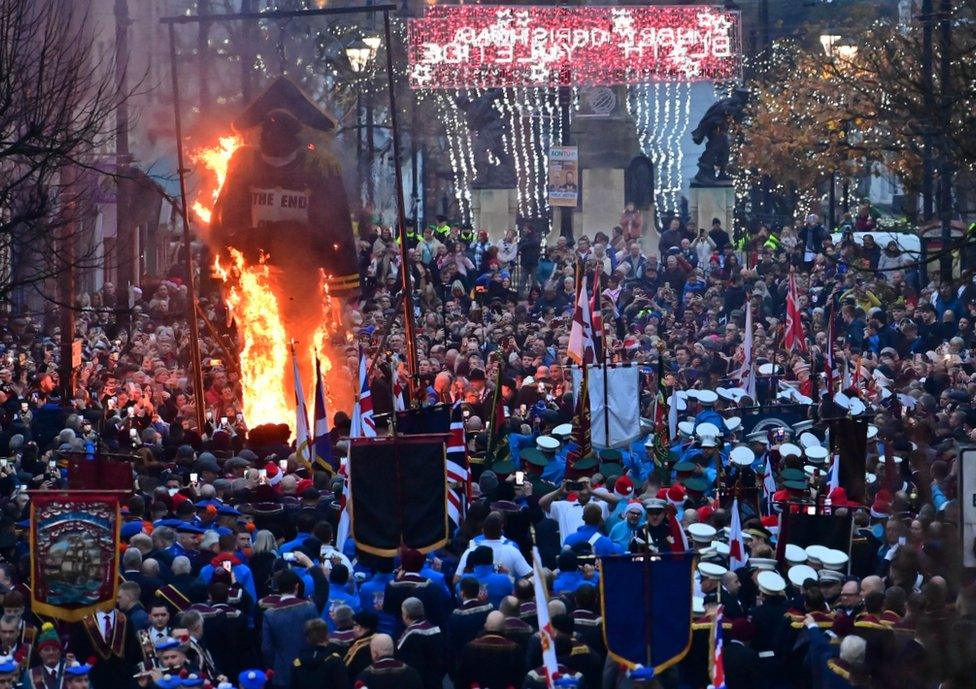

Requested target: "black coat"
[
  {"left": 445, "top": 601, "right": 492, "bottom": 665},
  {"left": 289, "top": 646, "right": 350, "bottom": 689},
  {"left": 395, "top": 622, "right": 445, "bottom": 689},
  {"left": 724, "top": 641, "right": 761, "bottom": 689},
  {"left": 357, "top": 658, "right": 423, "bottom": 689},
  {"left": 456, "top": 633, "right": 526, "bottom": 689}
]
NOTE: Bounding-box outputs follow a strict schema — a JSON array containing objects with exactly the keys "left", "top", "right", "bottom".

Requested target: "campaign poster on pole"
[{"left": 548, "top": 146, "right": 579, "bottom": 208}]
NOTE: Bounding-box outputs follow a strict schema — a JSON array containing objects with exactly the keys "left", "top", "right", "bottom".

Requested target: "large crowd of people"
[{"left": 0, "top": 203, "right": 973, "bottom": 689}]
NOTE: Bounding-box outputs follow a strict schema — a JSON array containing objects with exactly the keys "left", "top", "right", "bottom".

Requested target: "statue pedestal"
[
  {"left": 575, "top": 168, "right": 625, "bottom": 236},
  {"left": 689, "top": 184, "right": 735, "bottom": 235},
  {"left": 471, "top": 188, "right": 518, "bottom": 242}
]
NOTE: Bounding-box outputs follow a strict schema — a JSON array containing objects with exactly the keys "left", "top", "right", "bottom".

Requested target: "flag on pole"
[
  {"left": 338, "top": 347, "right": 376, "bottom": 551},
  {"left": 825, "top": 307, "right": 836, "bottom": 395},
  {"left": 737, "top": 301, "right": 757, "bottom": 400},
  {"left": 446, "top": 403, "right": 470, "bottom": 525},
  {"left": 590, "top": 270, "right": 604, "bottom": 363},
  {"left": 350, "top": 348, "right": 376, "bottom": 439},
  {"left": 391, "top": 354, "right": 406, "bottom": 412},
  {"left": 783, "top": 269, "right": 807, "bottom": 352},
  {"left": 532, "top": 546, "right": 559, "bottom": 688},
  {"left": 311, "top": 355, "right": 335, "bottom": 473},
  {"left": 828, "top": 444, "right": 841, "bottom": 493},
  {"left": 761, "top": 455, "right": 777, "bottom": 515},
  {"left": 667, "top": 389, "right": 679, "bottom": 443},
  {"left": 568, "top": 274, "right": 596, "bottom": 366},
  {"left": 728, "top": 499, "right": 747, "bottom": 571},
  {"left": 708, "top": 605, "right": 727, "bottom": 689},
  {"left": 291, "top": 344, "right": 312, "bottom": 469},
  {"left": 485, "top": 362, "right": 510, "bottom": 465}
]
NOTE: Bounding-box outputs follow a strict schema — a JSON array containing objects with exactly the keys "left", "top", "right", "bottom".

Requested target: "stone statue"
[
  {"left": 691, "top": 88, "right": 749, "bottom": 186},
  {"left": 456, "top": 89, "right": 517, "bottom": 189}
]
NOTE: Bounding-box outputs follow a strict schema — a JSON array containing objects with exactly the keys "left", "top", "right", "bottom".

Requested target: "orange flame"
[
  {"left": 193, "top": 132, "right": 347, "bottom": 434},
  {"left": 190, "top": 135, "right": 243, "bottom": 225}
]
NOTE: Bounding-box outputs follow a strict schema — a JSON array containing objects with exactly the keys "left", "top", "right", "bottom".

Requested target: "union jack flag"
[
  {"left": 446, "top": 403, "right": 470, "bottom": 525},
  {"left": 351, "top": 348, "right": 376, "bottom": 438},
  {"left": 710, "top": 605, "right": 726, "bottom": 689}
]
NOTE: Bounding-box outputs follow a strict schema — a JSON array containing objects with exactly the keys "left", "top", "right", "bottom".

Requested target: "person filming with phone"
[{"left": 538, "top": 477, "right": 622, "bottom": 545}]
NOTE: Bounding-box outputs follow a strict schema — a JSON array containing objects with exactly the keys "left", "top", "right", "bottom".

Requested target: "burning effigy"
[{"left": 193, "top": 77, "right": 359, "bottom": 430}]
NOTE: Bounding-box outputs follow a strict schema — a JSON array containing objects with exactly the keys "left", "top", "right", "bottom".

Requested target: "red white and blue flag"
[
  {"left": 350, "top": 348, "right": 376, "bottom": 438},
  {"left": 338, "top": 348, "right": 376, "bottom": 551},
  {"left": 728, "top": 498, "right": 747, "bottom": 571},
  {"left": 446, "top": 403, "right": 470, "bottom": 525},
  {"left": 311, "top": 355, "right": 336, "bottom": 473},
  {"left": 291, "top": 344, "right": 312, "bottom": 469},
  {"left": 391, "top": 353, "right": 406, "bottom": 412},
  {"left": 709, "top": 605, "right": 726, "bottom": 689},
  {"left": 784, "top": 268, "right": 807, "bottom": 352}
]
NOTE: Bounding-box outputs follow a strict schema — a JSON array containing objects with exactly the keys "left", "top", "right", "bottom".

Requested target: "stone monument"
[
  {"left": 688, "top": 88, "right": 748, "bottom": 232},
  {"left": 570, "top": 86, "right": 642, "bottom": 240},
  {"left": 457, "top": 90, "right": 519, "bottom": 240}
]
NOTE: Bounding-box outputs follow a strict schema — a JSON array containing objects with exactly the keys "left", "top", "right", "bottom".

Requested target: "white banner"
[
  {"left": 571, "top": 365, "right": 641, "bottom": 449},
  {"left": 961, "top": 448, "right": 976, "bottom": 569}
]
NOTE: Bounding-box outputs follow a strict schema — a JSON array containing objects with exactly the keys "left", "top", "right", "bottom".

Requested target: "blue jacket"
[
  {"left": 322, "top": 588, "right": 361, "bottom": 631},
  {"left": 278, "top": 532, "right": 312, "bottom": 554},
  {"left": 458, "top": 565, "right": 512, "bottom": 608},
  {"left": 199, "top": 560, "right": 258, "bottom": 605},
  {"left": 563, "top": 525, "right": 622, "bottom": 557},
  {"left": 552, "top": 570, "right": 598, "bottom": 595},
  {"left": 358, "top": 572, "right": 396, "bottom": 636},
  {"left": 261, "top": 598, "right": 319, "bottom": 686}
]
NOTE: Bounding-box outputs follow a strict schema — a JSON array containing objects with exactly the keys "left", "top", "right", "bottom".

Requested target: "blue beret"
[
  {"left": 154, "top": 636, "right": 181, "bottom": 653},
  {"left": 0, "top": 657, "right": 15, "bottom": 674},
  {"left": 628, "top": 666, "right": 655, "bottom": 680},
  {"left": 180, "top": 675, "right": 205, "bottom": 688},
  {"left": 176, "top": 522, "right": 205, "bottom": 535},
  {"left": 217, "top": 506, "right": 241, "bottom": 517},
  {"left": 154, "top": 676, "right": 182, "bottom": 689},
  {"left": 64, "top": 664, "right": 92, "bottom": 678},
  {"left": 238, "top": 670, "right": 267, "bottom": 689},
  {"left": 193, "top": 500, "right": 221, "bottom": 509},
  {"left": 215, "top": 527, "right": 233, "bottom": 537},
  {"left": 121, "top": 521, "right": 144, "bottom": 540}
]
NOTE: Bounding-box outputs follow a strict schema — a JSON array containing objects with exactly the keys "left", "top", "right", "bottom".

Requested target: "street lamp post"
[{"left": 346, "top": 36, "right": 379, "bottom": 205}]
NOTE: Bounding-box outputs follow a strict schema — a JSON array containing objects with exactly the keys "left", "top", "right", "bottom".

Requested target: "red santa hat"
[
  {"left": 697, "top": 505, "right": 714, "bottom": 522},
  {"left": 666, "top": 484, "right": 686, "bottom": 506},
  {"left": 264, "top": 461, "right": 283, "bottom": 487},
  {"left": 623, "top": 336, "right": 639, "bottom": 352},
  {"left": 760, "top": 514, "right": 780, "bottom": 536},
  {"left": 870, "top": 497, "right": 891, "bottom": 520},
  {"left": 828, "top": 487, "right": 849, "bottom": 507},
  {"left": 614, "top": 475, "right": 634, "bottom": 497}
]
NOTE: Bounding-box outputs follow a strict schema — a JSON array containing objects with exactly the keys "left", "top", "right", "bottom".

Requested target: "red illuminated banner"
[{"left": 408, "top": 5, "right": 741, "bottom": 90}]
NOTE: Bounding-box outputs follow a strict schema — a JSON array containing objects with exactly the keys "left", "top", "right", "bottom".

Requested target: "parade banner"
[
  {"left": 589, "top": 365, "right": 641, "bottom": 449},
  {"left": 66, "top": 453, "right": 134, "bottom": 492},
  {"left": 348, "top": 436, "right": 449, "bottom": 557},
  {"left": 30, "top": 492, "right": 122, "bottom": 622},
  {"left": 571, "top": 365, "right": 641, "bottom": 448},
  {"left": 775, "top": 512, "right": 853, "bottom": 568},
  {"left": 829, "top": 418, "right": 867, "bottom": 504},
  {"left": 600, "top": 552, "right": 694, "bottom": 672},
  {"left": 395, "top": 404, "right": 452, "bottom": 434},
  {"left": 548, "top": 147, "right": 579, "bottom": 208},
  {"left": 960, "top": 448, "right": 976, "bottom": 569}
]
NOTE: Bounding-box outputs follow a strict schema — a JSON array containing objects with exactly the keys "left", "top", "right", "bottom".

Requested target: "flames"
[
  {"left": 193, "top": 133, "right": 346, "bottom": 434},
  {"left": 190, "top": 135, "right": 243, "bottom": 225}
]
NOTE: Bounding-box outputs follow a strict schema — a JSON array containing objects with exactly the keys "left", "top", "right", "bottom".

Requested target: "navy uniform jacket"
[
  {"left": 395, "top": 620, "right": 445, "bottom": 689},
  {"left": 382, "top": 574, "right": 450, "bottom": 637},
  {"left": 289, "top": 646, "right": 350, "bottom": 689},
  {"left": 455, "top": 633, "right": 525, "bottom": 689},
  {"left": 445, "top": 600, "right": 493, "bottom": 663},
  {"left": 357, "top": 657, "right": 423, "bottom": 689},
  {"left": 749, "top": 596, "right": 793, "bottom": 684},
  {"left": 261, "top": 597, "right": 319, "bottom": 687}
]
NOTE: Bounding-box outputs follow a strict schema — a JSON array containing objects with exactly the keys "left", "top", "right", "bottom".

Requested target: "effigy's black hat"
[{"left": 234, "top": 77, "right": 337, "bottom": 132}]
